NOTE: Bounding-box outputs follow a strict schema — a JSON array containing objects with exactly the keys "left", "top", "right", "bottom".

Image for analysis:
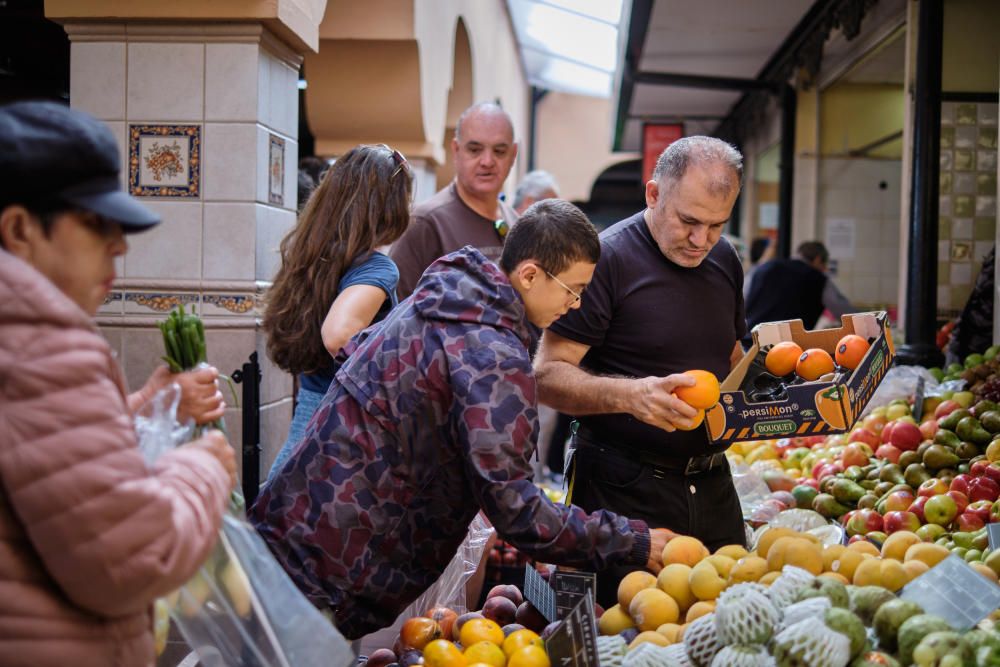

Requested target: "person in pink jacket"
[{"left": 0, "top": 101, "right": 236, "bottom": 666}]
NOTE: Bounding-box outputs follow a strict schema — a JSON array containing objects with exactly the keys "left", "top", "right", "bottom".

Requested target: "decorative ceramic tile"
[
  {"left": 951, "top": 241, "right": 972, "bottom": 262},
  {"left": 954, "top": 195, "right": 975, "bottom": 218},
  {"left": 939, "top": 194, "right": 952, "bottom": 216},
  {"left": 953, "top": 172, "right": 975, "bottom": 194},
  {"left": 952, "top": 217, "right": 973, "bottom": 239},
  {"left": 940, "top": 172, "right": 953, "bottom": 194},
  {"left": 980, "top": 127, "right": 998, "bottom": 149},
  {"left": 974, "top": 217, "right": 995, "bottom": 240},
  {"left": 978, "top": 173, "right": 997, "bottom": 195},
  {"left": 954, "top": 149, "right": 974, "bottom": 171},
  {"left": 941, "top": 126, "right": 955, "bottom": 149},
  {"left": 976, "top": 196, "right": 997, "bottom": 217},
  {"left": 955, "top": 126, "right": 977, "bottom": 149},
  {"left": 939, "top": 217, "right": 952, "bottom": 239},
  {"left": 951, "top": 285, "right": 973, "bottom": 310},
  {"left": 940, "top": 151, "right": 953, "bottom": 171},
  {"left": 201, "top": 293, "right": 258, "bottom": 316},
  {"left": 978, "top": 150, "right": 997, "bottom": 172},
  {"left": 124, "top": 292, "right": 198, "bottom": 314},
  {"left": 957, "top": 104, "right": 978, "bottom": 125},
  {"left": 950, "top": 262, "right": 972, "bottom": 284},
  {"left": 97, "top": 290, "right": 124, "bottom": 315},
  {"left": 938, "top": 285, "right": 952, "bottom": 309},
  {"left": 980, "top": 104, "right": 998, "bottom": 126},
  {"left": 939, "top": 240, "right": 951, "bottom": 258},
  {"left": 941, "top": 102, "right": 956, "bottom": 126},
  {"left": 975, "top": 240, "right": 994, "bottom": 262},
  {"left": 129, "top": 124, "right": 201, "bottom": 197},
  {"left": 268, "top": 133, "right": 285, "bottom": 206}
]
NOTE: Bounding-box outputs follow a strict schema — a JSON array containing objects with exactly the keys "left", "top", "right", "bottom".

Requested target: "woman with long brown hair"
[{"left": 265, "top": 144, "right": 413, "bottom": 478}]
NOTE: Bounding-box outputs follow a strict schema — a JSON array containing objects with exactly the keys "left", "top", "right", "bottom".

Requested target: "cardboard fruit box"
[{"left": 706, "top": 311, "right": 895, "bottom": 444}]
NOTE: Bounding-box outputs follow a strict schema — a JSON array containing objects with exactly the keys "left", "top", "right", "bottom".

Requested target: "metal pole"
[
  {"left": 896, "top": 0, "right": 944, "bottom": 367},
  {"left": 233, "top": 351, "right": 262, "bottom": 506},
  {"left": 777, "top": 84, "right": 797, "bottom": 260}
]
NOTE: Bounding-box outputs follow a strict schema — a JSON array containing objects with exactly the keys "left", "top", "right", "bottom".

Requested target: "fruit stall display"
[{"left": 359, "top": 356, "right": 1000, "bottom": 667}]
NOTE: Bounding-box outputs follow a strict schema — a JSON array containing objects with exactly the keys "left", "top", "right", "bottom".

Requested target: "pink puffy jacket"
[{"left": 0, "top": 249, "right": 232, "bottom": 667}]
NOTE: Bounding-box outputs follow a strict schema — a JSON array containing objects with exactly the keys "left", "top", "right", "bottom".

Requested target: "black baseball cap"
[{"left": 0, "top": 101, "right": 160, "bottom": 232}]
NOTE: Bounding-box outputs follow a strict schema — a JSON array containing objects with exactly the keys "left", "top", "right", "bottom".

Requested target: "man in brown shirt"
[{"left": 390, "top": 102, "right": 519, "bottom": 298}]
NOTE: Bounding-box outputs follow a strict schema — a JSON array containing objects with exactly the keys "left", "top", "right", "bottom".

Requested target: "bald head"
[
  {"left": 455, "top": 102, "right": 514, "bottom": 143},
  {"left": 652, "top": 136, "right": 743, "bottom": 198}
]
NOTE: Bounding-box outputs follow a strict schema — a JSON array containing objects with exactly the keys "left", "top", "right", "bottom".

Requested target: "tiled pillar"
[{"left": 65, "top": 22, "right": 302, "bottom": 475}]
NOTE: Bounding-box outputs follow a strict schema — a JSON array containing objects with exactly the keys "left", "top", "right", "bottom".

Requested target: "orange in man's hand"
[
  {"left": 765, "top": 341, "right": 803, "bottom": 377},
  {"left": 675, "top": 408, "right": 706, "bottom": 431},
  {"left": 795, "top": 348, "right": 835, "bottom": 381},
  {"left": 835, "top": 334, "right": 870, "bottom": 370},
  {"left": 674, "top": 370, "right": 721, "bottom": 410}
]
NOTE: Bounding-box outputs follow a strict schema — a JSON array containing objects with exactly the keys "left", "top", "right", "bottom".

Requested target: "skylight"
[{"left": 506, "top": 0, "right": 624, "bottom": 98}]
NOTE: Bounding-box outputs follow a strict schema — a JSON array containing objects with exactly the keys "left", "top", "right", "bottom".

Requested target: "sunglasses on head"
[{"left": 378, "top": 144, "right": 412, "bottom": 180}]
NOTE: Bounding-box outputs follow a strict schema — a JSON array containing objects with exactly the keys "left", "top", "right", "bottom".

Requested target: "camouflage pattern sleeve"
[{"left": 447, "top": 327, "right": 650, "bottom": 570}]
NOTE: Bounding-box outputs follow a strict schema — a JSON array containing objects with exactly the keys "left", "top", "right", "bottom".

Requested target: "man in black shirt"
[
  {"left": 744, "top": 241, "right": 853, "bottom": 345},
  {"left": 534, "top": 136, "right": 747, "bottom": 605}
]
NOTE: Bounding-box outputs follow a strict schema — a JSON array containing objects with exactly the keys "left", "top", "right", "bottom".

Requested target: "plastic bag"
[
  {"left": 860, "top": 365, "right": 942, "bottom": 417},
  {"left": 136, "top": 386, "right": 355, "bottom": 667},
  {"left": 367, "top": 514, "right": 496, "bottom": 647},
  {"left": 730, "top": 462, "right": 772, "bottom": 520}
]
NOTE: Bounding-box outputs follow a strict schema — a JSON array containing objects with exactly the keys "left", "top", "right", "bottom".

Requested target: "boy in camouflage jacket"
[{"left": 251, "top": 200, "right": 674, "bottom": 638}]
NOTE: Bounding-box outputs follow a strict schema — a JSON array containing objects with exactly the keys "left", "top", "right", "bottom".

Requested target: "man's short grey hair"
[
  {"left": 513, "top": 170, "right": 560, "bottom": 210},
  {"left": 652, "top": 136, "right": 744, "bottom": 197},
  {"left": 455, "top": 102, "right": 514, "bottom": 143}
]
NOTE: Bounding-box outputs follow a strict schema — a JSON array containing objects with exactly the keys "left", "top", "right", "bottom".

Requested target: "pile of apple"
[{"left": 363, "top": 584, "right": 563, "bottom": 667}]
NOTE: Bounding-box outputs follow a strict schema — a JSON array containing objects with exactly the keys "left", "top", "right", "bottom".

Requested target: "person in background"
[
  {"left": 0, "top": 101, "right": 235, "bottom": 666},
  {"left": 264, "top": 145, "right": 414, "bottom": 478},
  {"left": 743, "top": 236, "right": 773, "bottom": 299},
  {"left": 744, "top": 240, "right": 853, "bottom": 341},
  {"left": 253, "top": 200, "right": 678, "bottom": 639},
  {"left": 947, "top": 245, "right": 996, "bottom": 365},
  {"left": 534, "top": 136, "right": 747, "bottom": 608},
  {"left": 298, "top": 155, "right": 329, "bottom": 186},
  {"left": 390, "top": 102, "right": 519, "bottom": 299},
  {"left": 297, "top": 169, "right": 316, "bottom": 212},
  {"left": 513, "top": 169, "right": 559, "bottom": 215}
]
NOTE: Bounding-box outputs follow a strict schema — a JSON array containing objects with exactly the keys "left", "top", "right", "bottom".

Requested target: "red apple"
[
  {"left": 880, "top": 421, "right": 897, "bottom": 444},
  {"left": 847, "top": 534, "right": 877, "bottom": 546},
  {"left": 950, "top": 474, "right": 972, "bottom": 496},
  {"left": 919, "top": 418, "right": 939, "bottom": 440},
  {"left": 968, "top": 477, "right": 1000, "bottom": 503},
  {"left": 984, "top": 463, "right": 1000, "bottom": 485},
  {"left": 846, "top": 508, "right": 884, "bottom": 536},
  {"left": 908, "top": 495, "right": 930, "bottom": 522},
  {"left": 843, "top": 443, "right": 873, "bottom": 468},
  {"left": 956, "top": 511, "right": 986, "bottom": 532},
  {"left": 934, "top": 400, "right": 962, "bottom": 419},
  {"left": 918, "top": 478, "right": 949, "bottom": 497},
  {"left": 849, "top": 427, "right": 880, "bottom": 448},
  {"left": 946, "top": 490, "right": 969, "bottom": 514},
  {"left": 875, "top": 444, "right": 902, "bottom": 464},
  {"left": 967, "top": 500, "right": 994, "bottom": 524},
  {"left": 883, "top": 489, "right": 916, "bottom": 513},
  {"left": 924, "top": 494, "right": 959, "bottom": 526},
  {"left": 841, "top": 510, "right": 859, "bottom": 527},
  {"left": 883, "top": 510, "right": 921, "bottom": 534},
  {"left": 971, "top": 460, "right": 992, "bottom": 477},
  {"left": 888, "top": 421, "right": 922, "bottom": 451},
  {"left": 799, "top": 477, "right": 820, "bottom": 490},
  {"left": 863, "top": 413, "right": 888, "bottom": 434}
]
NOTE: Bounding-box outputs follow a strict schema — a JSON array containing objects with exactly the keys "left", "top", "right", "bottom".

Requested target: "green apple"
[
  {"left": 953, "top": 391, "right": 976, "bottom": 408},
  {"left": 916, "top": 523, "right": 947, "bottom": 541}
]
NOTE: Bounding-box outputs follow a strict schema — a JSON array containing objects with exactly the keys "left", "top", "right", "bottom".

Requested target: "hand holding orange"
[{"left": 673, "top": 370, "right": 720, "bottom": 410}]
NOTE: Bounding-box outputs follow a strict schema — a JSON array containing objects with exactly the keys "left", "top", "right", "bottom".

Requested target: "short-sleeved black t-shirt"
[{"left": 548, "top": 211, "right": 747, "bottom": 458}]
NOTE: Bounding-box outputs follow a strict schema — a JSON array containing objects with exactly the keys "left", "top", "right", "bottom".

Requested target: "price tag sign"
[
  {"left": 552, "top": 570, "right": 598, "bottom": 619},
  {"left": 544, "top": 594, "right": 600, "bottom": 667},
  {"left": 913, "top": 377, "right": 926, "bottom": 421},
  {"left": 899, "top": 554, "right": 1000, "bottom": 631},
  {"left": 523, "top": 565, "right": 557, "bottom": 623},
  {"left": 988, "top": 523, "right": 1000, "bottom": 551}
]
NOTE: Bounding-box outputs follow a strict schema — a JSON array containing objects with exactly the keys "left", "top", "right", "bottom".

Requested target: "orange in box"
[{"left": 706, "top": 312, "right": 894, "bottom": 444}]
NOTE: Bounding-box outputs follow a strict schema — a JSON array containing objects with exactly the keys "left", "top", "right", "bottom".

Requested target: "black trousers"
[{"left": 569, "top": 435, "right": 746, "bottom": 609}]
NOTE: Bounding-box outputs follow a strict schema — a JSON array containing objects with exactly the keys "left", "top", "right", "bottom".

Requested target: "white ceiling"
[{"left": 616, "top": 0, "right": 816, "bottom": 151}]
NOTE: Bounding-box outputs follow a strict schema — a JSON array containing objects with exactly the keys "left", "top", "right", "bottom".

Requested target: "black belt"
[{"left": 574, "top": 425, "right": 727, "bottom": 476}]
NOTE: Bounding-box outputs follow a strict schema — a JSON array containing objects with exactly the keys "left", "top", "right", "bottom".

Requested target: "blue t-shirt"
[{"left": 299, "top": 251, "right": 399, "bottom": 394}]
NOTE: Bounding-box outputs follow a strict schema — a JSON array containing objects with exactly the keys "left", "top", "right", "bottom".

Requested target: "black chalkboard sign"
[
  {"left": 899, "top": 554, "right": 1000, "bottom": 631},
  {"left": 988, "top": 523, "right": 1000, "bottom": 551},
  {"left": 544, "top": 594, "right": 600, "bottom": 667},
  {"left": 552, "top": 570, "right": 598, "bottom": 619},
  {"left": 523, "top": 565, "right": 557, "bottom": 623}
]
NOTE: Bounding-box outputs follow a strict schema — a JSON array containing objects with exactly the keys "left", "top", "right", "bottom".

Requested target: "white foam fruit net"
[
  {"left": 771, "top": 616, "right": 851, "bottom": 667},
  {"left": 710, "top": 644, "right": 776, "bottom": 667},
  {"left": 715, "top": 584, "right": 779, "bottom": 645},
  {"left": 596, "top": 635, "right": 626, "bottom": 667},
  {"left": 766, "top": 565, "right": 816, "bottom": 609},
  {"left": 780, "top": 596, "right": 832, "bottom": 631},
  {"left": 662, "top": 642, "right": 696, "bottom": 666},
  {"left": 622, "top": 642, "right": 672, "bottom": 667},
  {"left": 684, "top": 612, "right": 721, "bottom": 666}
]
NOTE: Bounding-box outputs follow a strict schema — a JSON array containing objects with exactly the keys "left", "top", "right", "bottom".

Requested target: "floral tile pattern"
[
  {"left": 124, "top": 292, "right": 198, "bottom": 313},
  {"left": 202, "top": 293, "right": 258, "bottom": 316},
  {"left": 129, "top": 124, "right": 201, "bottom": 197},
  {"left": 938, "top": 101, "right": 998, "bottom": 317},
  {"left": 268, "top": 133, "right": 285, "bottom": 206}
]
